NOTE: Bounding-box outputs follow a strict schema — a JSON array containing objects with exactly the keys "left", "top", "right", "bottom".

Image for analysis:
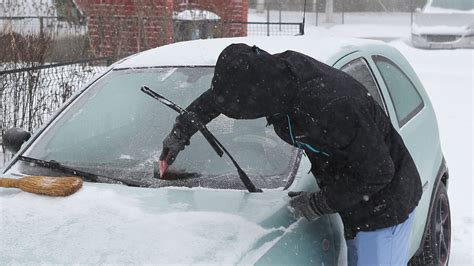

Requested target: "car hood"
[
  {"left": 413, "top": 13, "right": 474, "bottom": 35},
  {"left": 0, "top": 182, "right": 299, "bottom": 264}
]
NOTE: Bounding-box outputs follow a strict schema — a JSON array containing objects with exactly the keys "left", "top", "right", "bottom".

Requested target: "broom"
[{"left": 0, "top": 176, "right": 83, "bottom": 196}]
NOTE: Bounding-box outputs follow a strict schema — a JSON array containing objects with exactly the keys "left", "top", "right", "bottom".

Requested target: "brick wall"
[
  {"left": 76, "top": 0, "right": 174, "bottom": 58},
  {"left": 76, "top": 0, "right": 248, "bottom": 57}
]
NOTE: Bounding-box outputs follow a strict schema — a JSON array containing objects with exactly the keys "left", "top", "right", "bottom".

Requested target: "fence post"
[
  {"left": 315, "top": 0, "right": 318, "bottom": 26},
  {"left": 39, "top": 17, "right": 44, "bottom": 36},
  {"left": 266, "top": 5, "right": 270, "bottom": 36},
  {"left": 279, "top": 3, "right": 282, "bottom": 31},
  {"left": 106, "top": 57, "right": 114, "bottom": 66}
]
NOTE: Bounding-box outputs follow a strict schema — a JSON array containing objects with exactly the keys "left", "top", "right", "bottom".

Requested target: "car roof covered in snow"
[{"left": 115, "top": 35, "right": 384, "bottom": 69}]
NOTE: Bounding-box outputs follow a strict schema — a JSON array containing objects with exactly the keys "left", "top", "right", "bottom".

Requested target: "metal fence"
[
  {"left": 0, "top": 57, "right": 110, "bottom": 132},
  {"left": 240, "top": 21, "right": 303, "bottom": 36},
  {"left": 174, "top": 19, "right": 303, "bottom": 43},
  {"left": 0, "top": 57, "right": 110, "bottom": 165},
  {"left": 255, "top": 0, "right": 425, "bottom": 27}
]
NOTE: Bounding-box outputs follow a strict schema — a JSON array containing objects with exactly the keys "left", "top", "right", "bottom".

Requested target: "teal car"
[{"left": 0, "top": 35, "right": 450, "bottom": 265}]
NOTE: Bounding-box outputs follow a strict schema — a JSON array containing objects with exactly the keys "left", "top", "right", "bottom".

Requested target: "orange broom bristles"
[{"left": 0, "top": 176, "right": 83, "bottom": 197}]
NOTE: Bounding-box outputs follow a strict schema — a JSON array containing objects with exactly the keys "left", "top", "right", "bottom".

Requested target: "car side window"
[
  {"left": 372, "top": 55, "right": 424, "bottom": 127},
  {"left": 341, "top": 57, "right": 386, "bottom": 112}
]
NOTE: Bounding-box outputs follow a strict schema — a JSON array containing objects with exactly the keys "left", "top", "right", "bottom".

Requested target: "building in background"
[
  {"left": 0, "top": 0, "right": 248, "bottom": 59},
  {"left": 72, "top": 0, "right": 248, "bottom": 58}
]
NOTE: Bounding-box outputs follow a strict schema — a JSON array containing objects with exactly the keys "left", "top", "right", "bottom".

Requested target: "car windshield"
[
  {"left": 19, "top": 67, "right": 298, "bottom": 189},
  {"left": 430, "top": 0, "right": 473, "bottom": 11}
]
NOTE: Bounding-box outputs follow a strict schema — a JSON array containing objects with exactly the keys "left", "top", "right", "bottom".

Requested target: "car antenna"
[{"left": 140, "top": 86, "right": 262, "bottom": 193}]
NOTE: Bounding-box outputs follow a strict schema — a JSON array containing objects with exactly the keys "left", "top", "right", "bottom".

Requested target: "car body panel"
[
  {"left": 0, "top": 35, "right": 445, "bottom": 264},
  {"left": 362, "top": 45, "right": 444, "bottom": 258},
  {"left": 332, "top": 44, "right": 445, "bottom": 258}
]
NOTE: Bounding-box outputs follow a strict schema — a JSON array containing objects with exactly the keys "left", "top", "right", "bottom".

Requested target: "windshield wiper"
[
  {"left": 141, "top": 85, "right": 262, "bottom": 193},
  {"left": 17, "top": 156, "right": 143, "bottom": 187}
]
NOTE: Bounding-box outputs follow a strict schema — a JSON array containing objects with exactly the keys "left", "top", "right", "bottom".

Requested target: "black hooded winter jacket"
[{"left": 168, "top": 43, "right": 422, "bottom": 239}]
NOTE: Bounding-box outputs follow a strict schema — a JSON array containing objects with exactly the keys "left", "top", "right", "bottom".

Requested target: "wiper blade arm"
[
  {"left": 17, "top": 156, "right": 142, "bottom": 187},
  {"left": 141, "top": 86, "right": 224, "bottom": 157},
  {"left": 141, "top": 85, "right": 262, "bottom": 193}
]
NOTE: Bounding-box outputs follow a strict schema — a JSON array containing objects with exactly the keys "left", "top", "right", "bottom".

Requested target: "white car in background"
[{"left": 411, "top": 0, "right": 474, "bottom": 49}]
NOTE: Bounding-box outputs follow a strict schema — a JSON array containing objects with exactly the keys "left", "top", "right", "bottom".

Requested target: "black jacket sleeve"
[
  {"left": 173, "top": 89, "right": 221, "bottom": 138},
  {"left": 314, "top": 98, "right": 395, "bottom": 212}
]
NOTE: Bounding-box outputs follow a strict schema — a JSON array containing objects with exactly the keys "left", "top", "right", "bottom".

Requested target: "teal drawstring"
[
  {"left": 287, "top": 115, "right": 329, "bottom": 157},
  {"left": 286, "top": 115, "right": 297, "bottom": 144}
]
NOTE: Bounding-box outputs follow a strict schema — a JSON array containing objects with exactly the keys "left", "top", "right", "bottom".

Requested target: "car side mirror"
[{"left": 3, "top": 127, "right": 31, "bottom": 153}]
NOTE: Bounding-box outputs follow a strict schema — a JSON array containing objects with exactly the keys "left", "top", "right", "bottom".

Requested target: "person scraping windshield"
[{"left": 158, "top": 44, "right": 422, "bottom": 266}]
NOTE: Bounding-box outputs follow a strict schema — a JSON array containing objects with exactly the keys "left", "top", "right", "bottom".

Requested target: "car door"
[
  {"left": 333, "top": 50, "right": 443, "bottom": 256},
  {"left": 367, "top": 53, "right": 444, "bottom": 256},
  {"left": 334, "top": 51, "right": 436, "bottom": 187}
]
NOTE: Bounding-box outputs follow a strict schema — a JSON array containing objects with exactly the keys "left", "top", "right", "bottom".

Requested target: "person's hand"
[
  {"left": 158, "top": 160, "right": 170, "bottom": 179},
  {"left": 159, "top": 127, "right": 190, "bottom": 178},
  {"left": 288, "top": 191, "right": 324, "bottom": 221}
]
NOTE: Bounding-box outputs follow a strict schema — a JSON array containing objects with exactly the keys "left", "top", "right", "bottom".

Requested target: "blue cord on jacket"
[{"left": 287, "top": 115, "right": 329, "bottom": 157}]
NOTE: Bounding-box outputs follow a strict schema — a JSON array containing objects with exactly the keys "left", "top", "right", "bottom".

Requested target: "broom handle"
[{"left": 0, "top": 177, "right": 21, "bottom": 188}]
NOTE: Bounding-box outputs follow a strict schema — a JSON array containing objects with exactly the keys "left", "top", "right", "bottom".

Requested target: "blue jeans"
[{"left": 347, "top": 211, "right": 415, "bottom": 266}]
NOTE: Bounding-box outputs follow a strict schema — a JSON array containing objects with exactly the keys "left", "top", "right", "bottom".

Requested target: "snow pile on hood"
[{"left": 0, "top": 186, "right": 274, "bottom": 264}]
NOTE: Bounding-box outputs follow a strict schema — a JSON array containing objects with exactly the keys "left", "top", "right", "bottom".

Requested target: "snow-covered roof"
[
  {"left": 116, "top": 35, "right": 383, "bottom": 69},
  {"left": 173, "top": 9, "right": 221, "bottom": 21}
]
